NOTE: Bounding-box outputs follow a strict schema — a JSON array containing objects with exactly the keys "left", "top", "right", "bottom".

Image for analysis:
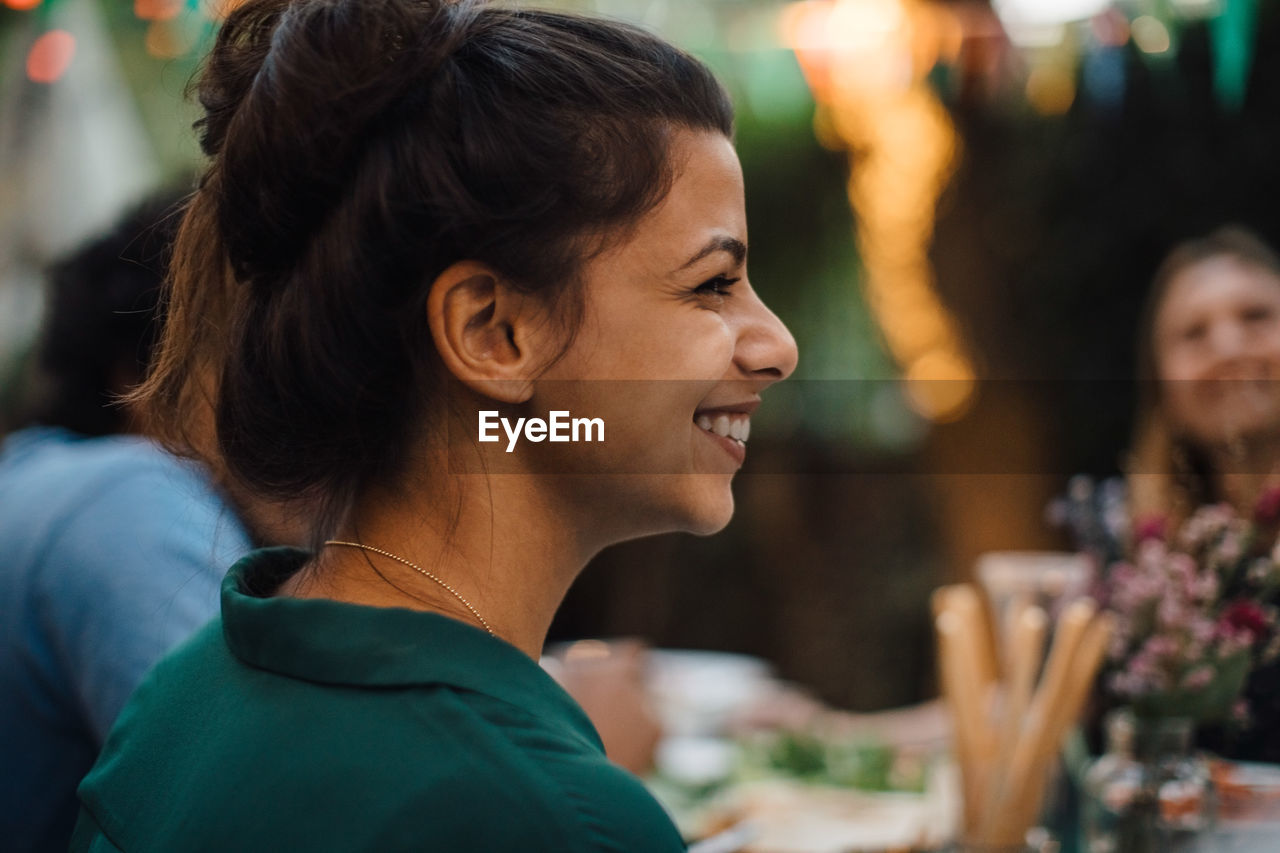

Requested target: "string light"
[{"left": 783, "top": 0, "right": 976, "bottom": 422}]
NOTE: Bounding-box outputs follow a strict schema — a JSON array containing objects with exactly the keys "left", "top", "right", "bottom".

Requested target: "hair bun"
[{"left": 202, "top": 0, "right": 473, "bottom": 286}]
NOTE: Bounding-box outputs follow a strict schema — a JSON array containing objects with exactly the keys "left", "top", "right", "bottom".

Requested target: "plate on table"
[{"left": 645, "top": 649, "right": 776, "bottom": 738}]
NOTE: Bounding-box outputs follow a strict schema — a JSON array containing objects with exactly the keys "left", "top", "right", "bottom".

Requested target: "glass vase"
[{"left": 1082, "top": 709, "right": 1214, "bottom": 853}]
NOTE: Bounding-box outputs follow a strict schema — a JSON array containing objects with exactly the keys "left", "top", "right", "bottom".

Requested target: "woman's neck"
[{"left": 281, "top": 471, "right": 596, "bottom": 660}]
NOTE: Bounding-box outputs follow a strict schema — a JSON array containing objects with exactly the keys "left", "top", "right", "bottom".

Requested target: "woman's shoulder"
[
  {"left": 285, "top": 686, "right": 686, "bottom": 851},
  {"left": 79, "top": 628, "right": 685, "bottom": 852},
  {"left": 403, "top": 687, "right": 687, "bottom": 851}
]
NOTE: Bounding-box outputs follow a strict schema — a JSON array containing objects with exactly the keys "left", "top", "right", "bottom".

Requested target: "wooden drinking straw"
[
  {"left": 980, "top": 602, "right": 1047, "bottom": 838},
  {"left": 935, "top": 585, "right": 1113, "bottom": 847}
]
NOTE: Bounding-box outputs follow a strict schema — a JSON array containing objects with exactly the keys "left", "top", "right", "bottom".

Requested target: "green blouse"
[{"left": 72, "top": 548, "right": 685, "bottom": 852}]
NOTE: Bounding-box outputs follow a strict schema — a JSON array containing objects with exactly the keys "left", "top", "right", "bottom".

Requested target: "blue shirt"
[{"left": 0, "top": 427, "right": 251, "bottom": 853}]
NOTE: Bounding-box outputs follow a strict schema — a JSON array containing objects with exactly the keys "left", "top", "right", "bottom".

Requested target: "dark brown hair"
[
  {"left": 19, "top": 192, "right": 183, "bottom": 436},
  {"left": 136, "top": 0, "right": 733, "bottom": 544},
  {"left": 1129, "top": 226, "right": 1280, "bottom": 520}
]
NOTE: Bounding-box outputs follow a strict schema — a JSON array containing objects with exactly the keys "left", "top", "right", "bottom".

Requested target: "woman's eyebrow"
[{"left": 674, "top": 235, "right": 747, "bottom": 273}]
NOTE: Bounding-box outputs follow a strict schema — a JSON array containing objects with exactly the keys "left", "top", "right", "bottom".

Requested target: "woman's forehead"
[
  {"left": 1160, "top": 256, "right": 1280, "bottom": 319},
  {"left": 614, "top": 131, "right": 746, "bottom": 270}
]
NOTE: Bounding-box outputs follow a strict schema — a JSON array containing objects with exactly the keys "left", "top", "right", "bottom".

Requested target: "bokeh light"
[
  {"left": 1026, "top": 66, "right": 1076, "bottom": 115},
  {"left": 3, "top": 0, "right": 44, "bottom": 11},
  {"left": 784, "top": 0, "right": 976, "bottom": 422},
  {"left": 145, "top": 20, "right": 196, "bottom": 59},
  {"left": 135, "top": 0, "right": 183, "bottom": 22},
  {"left": 1131, "top": 16, "right": 1172, "bottom": 55},
  {"left": 26, "top": 30, "right": 77, "bottom": 85}
]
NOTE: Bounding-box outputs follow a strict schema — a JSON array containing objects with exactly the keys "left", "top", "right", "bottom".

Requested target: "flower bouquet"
[
  {"left": 1057, "top": 485, "right": 1280, "bottom": 849},
  {"left": 1101, "top": 494, "right": 1280, "bottom": 723}
]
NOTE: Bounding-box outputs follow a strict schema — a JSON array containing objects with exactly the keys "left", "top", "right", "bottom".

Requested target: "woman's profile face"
[
  {"left": 533, "top": 129, "right": 798, "bottom": 537},
  {"left": 1155, "top": 254, "right": 1280, "bottom": 446}
]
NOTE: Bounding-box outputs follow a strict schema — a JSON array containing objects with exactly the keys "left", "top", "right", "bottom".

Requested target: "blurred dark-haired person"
[
  {"left": 0, "top": 196, "right": 254, "bottom": 853},
  {"left": 71, "top": 0, "right": 795, "bottom": 850}
]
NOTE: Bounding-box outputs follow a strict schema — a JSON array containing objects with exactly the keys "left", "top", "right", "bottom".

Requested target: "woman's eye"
[
  {"left": 1242, "top": 305, "right": 1275, "bottom": 324},
  {"left": 1180, "top": 323, "right": 1207, "bottom": 343},
  {"left": 695, "top": 276, "right": 740, "bottom": 297}
]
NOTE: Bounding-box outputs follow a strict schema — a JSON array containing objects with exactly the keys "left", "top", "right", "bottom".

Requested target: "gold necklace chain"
[{"left": 323, "top": 540, "right": 495, "bottom": 636}]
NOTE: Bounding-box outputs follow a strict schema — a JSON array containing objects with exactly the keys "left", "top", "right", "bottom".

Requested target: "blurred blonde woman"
[{"left": 1129, "top": 226, "right": 1280, "bottom": 529}]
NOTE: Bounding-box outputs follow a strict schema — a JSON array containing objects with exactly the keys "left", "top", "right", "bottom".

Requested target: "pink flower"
[
  {"left": 1142, "top": 635, "right": 1179, "bottom": 660},
  {"left": 1221, "top": 600, "right": 1270, "bottom": 644},
  {"left": 1096, "top": 497, "right": 1278, "bottom": 715},
  {"left": 1179, "top": 504, "right": 1235, "bottom": 550},
  {"left": 1182, "top": 666, "right": 1214, "bottom": 691},
  {"left": 1134, "top": 515, "right": 1168, "bottom": 543},
  {"left": 1190, "top": 571, "right": 1219, "bottom": 603},
  {"left": 1189, "top": 615, "right": 1218, "bottom": 646},
  {"left": 1217, "top": 621, "right": 1261, "bottom": 657},
  {"left": 1255, "top": 487, "right": 1280, "bottom": 527},
  {"left": 1214, "top": 532, "right": 1244, "bottom": 565},
  {"left": 1157, "top": 596, "right": 1187, "bottom": 631}
]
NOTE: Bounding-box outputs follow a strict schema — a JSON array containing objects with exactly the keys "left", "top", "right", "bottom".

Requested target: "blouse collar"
[{"left": 220, "top": 547, "right": 602, "bottom": 751}]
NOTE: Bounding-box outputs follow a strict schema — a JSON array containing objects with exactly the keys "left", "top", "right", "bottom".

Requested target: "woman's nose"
[
  {"left": 735, "top": 288, "right": 799, "bottom": 383},
  {"left": 1210, "top": 319, "right": 1247, "bottom": 359}
]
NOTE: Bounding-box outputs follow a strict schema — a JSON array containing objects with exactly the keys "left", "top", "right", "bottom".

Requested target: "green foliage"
[
  {"left": 750, "top": 730, "right": 928, "bottom": 793},
  {"left": 1132, "top": 650, "right": 1252, "bottom": 722}
]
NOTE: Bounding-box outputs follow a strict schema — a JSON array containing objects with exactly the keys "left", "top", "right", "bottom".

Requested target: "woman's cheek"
[
  {"left": 705, "top": 315, "right": 737, "bottom": 372},
  {"left": 654, "top": 317, "right": 736, "bottom": 381},
  {"left": 1158, "top": 346, "right": 1200, "bottom": 383}
]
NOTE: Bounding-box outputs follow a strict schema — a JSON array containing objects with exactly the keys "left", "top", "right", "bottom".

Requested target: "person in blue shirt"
[{"left": 0, "top": 198, "right": 254, "bottom": 853}]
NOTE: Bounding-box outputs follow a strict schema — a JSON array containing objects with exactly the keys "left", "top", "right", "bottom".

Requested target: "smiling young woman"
[
  {"left": 1130, "top": 227, "right": 1280, "bottom": 525},
  {"left": 70, "top": 0, "right": 795, "bottom": 851}
]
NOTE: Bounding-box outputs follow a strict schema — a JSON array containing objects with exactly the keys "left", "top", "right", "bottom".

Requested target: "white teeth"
[{"left": 695, "top": 413, "right": 750, "bottom": 444}]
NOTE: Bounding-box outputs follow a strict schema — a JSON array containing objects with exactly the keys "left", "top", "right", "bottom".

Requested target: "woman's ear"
[{"left": 426, "top": 260, "right": 545, "bottom": 404}]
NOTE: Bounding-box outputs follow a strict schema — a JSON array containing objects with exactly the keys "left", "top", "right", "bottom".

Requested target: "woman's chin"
[
  {"left": 675, "top": 485, "right": 736, "bottom": 536},
  {"left": 1182, "top": 411, "right": 1280, "bottom": 450}
]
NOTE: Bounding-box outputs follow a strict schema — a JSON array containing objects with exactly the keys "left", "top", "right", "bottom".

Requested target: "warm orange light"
[
  {"left": 135, "top": 0, "right": 183, "bottom": 22},
  {"left": 26, "top": 30, "right": 76, "bottom": 84},
  {"left": 905, "top": 349, "right": 976, "bottom": 422},
  {"left": 783, "top": 0, "right": 976, "bottom": 422},
  {"left": 4, "top": 0, "right": 43, "bottom": 10},
  {"left": 1026, "top": 66, "right": 1075, "bottom": 115}
]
